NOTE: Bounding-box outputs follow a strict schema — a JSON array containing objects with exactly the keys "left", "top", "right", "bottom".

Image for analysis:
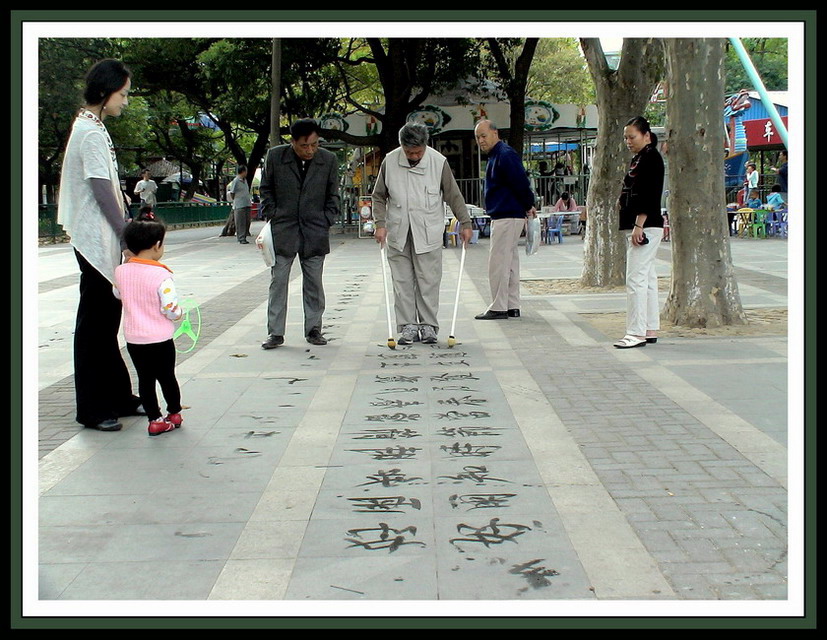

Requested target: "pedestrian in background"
[
  {"left": 614, "top": 115, "right": 665, "bottom": 349},
  {"left": 134, "top": 168, "right": 158, "bottom": 208},
  {"left": 228, "top": 165, "right": 252, "bottom": 244},
  {"left": 771, "top": 150, "right": 788, "bottom": 205},
  {"left": 57, "top": 58, "right": 143, "bottom": 431},
  {"left": 473, "top": 119, "right": 536, "bottom": 321}
]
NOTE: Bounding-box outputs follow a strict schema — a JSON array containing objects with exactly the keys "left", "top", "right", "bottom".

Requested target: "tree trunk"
[
  {"left": 270, "top": 38, "right": 282, "bottom": 148},
  {"left": 580, "top": 38, "right": 663, "bottom": 286},
  {"left": 662, "top": 38, "right": 746, "bottom": 327},
  {"left": 487, "top": 38, "right": 539, "bottom": 159}
]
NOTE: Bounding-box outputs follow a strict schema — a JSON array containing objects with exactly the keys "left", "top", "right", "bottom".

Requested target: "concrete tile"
[
  {"left": 208, "top": 558, "right": 294, "bottom": 600},
  {"left": 38, "top": 563, "right": 87, "bottom": 599},
  {"left": 41, "top": 522, "right": 244, "bottom": 564},
  {"left": 285, "top": 555, "right": 439, "bottom": 600},
  {"left": 53, "top": 560, "right": 225, "bottom": 600},
  {"left": 34, "top": 231, "right": 792, "bottom": 607}
]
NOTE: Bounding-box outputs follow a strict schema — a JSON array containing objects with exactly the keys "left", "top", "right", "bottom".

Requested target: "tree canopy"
[{"left": 38, "top": 35, "right": 787, "bottom": 200}]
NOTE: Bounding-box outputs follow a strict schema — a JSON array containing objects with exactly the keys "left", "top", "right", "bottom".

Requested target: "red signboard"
[{"left": 744, "top": 117, "right": 788, "bottom": 148}]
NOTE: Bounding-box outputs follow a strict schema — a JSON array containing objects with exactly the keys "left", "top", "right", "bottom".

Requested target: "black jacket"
[
  {"left": 259, "top": 145, "right": 340, "bottom": 258},
  {"left": 618, "top": 144, "right": 664, "bottom": 230}
]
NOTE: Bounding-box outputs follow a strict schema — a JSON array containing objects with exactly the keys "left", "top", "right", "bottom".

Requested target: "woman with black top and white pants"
[{"left": 615, "top": 116, "right": 665, "bottom": 349}]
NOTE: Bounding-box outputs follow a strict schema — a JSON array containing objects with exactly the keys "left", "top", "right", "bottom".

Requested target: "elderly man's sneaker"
[
  {"left": 419, "top": 325, "right": 438, "bottom": 344},
  {"left": 397, "top": 324, "right": 420, "bottom": 345}
]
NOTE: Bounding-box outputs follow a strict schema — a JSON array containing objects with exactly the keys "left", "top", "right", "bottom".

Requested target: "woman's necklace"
[{"left": 77, "top": 107, "right": 118, "bottom": 170}]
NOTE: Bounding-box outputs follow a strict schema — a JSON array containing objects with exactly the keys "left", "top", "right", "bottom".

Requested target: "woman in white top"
[
  {"left": 745, "top": 163, "right": 759, "bottom": 198},
  {"left": 57, "top": 59, "right": 143, "bottom": 431}
]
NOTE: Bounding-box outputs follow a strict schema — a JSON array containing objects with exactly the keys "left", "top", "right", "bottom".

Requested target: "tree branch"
[{"left": 579, "top": 37, "right": 611, "bottom": 85}]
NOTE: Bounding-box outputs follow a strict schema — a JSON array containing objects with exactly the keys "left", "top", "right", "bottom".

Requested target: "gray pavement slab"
[{"left": 27, "top": 225, "right": 799, "bottom": 617}]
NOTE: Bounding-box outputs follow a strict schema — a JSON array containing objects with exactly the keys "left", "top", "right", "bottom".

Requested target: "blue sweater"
[{"left": 483, "top": 141, "right": 535, "bottom": 219}]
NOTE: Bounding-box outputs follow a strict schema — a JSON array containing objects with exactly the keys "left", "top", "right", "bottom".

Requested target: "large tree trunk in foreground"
[
  {"left": 663, "top": 38, "right": 746, "bottom": 327},
  {"left": 580, "top": 38, "right": 664, "bottom": 286}
]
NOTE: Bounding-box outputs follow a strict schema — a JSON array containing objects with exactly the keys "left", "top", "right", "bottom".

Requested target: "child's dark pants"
[{"left": 126, "top": 339, "right": 181, "bottom": 421}]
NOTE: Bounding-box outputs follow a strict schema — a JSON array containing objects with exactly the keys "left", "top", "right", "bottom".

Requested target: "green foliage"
[
  {"left": 38, "top": 38, "right": 120, "bottom": 167},
  {"left": 527, "top": 39, "right": 595, "bottom": 105},
  {"left": 725, "top": 38, "right": 788, "bottom": 93},
  {"left": 105, "top": 94, "right": 154, "bottom": 174},
  {"left": 328, "top": 37, "right": 486, "bottom": 153}
]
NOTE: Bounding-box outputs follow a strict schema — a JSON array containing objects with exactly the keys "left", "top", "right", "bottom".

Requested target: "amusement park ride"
[
  {"left": 724, "top": 88, "right": 753, "bottom": 191},
  {"left": 725, "top": 38, "right": 789, "bottom": 193}
]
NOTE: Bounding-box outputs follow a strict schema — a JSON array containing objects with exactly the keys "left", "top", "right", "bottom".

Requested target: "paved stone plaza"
[{"left": 29, "top": 222, "right": 799, "bottom": 618}]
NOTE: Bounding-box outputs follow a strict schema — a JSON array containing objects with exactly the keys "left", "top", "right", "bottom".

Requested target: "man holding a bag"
[
  {"left": 473, "top": 119, "right": 536, "bottom": 320},
  {"left": 257, "top": 119, "right": 340, "bottom": 348}
]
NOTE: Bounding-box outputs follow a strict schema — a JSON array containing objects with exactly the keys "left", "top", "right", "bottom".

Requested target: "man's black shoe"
[
  {"left": 475, "top": 310, "right": 509, "bottom": 320},
  {"left": 507, "top": 309, "right": 521, "bottom": 318},
  {"left": 306, "top": 329, "right": 328, "bottom": 345},
  {"left": 262, "top": 335, "right": 285, "bottom": 350}
]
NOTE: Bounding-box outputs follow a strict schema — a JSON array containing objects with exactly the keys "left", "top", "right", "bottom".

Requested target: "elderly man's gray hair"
[{"left": 399, "top": 122, "right": 430, "bottom": 148}]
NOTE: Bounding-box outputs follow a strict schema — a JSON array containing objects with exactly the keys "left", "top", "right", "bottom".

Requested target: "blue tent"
[{"left": 529, "top": 142, "right": 580, "bottom": 153}]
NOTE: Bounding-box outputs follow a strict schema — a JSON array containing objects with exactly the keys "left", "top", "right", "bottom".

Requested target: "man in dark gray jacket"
[{"left": 258, "top": 119, "right": 340, "bottom": 348}]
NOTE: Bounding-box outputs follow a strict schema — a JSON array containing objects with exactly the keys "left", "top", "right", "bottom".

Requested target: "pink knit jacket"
[{"left": 114, "top": 259, "right": 180, "bottom": 344}]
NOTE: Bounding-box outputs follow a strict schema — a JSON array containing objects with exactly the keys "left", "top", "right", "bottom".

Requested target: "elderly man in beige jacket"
[{"left": 372, "top": 122, "right": 472, "bottom": 345}]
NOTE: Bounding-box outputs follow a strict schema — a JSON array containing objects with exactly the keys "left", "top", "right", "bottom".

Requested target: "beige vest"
[{"left": 382, "top": 146, "right": 447, "bottom": 254}]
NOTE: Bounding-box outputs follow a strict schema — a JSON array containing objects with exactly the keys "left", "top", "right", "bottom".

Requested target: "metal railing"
[
  {"left": 455, "top": 174, "right": 590, "bottom": 210},
  {"left": 725, "top": 172, "right": 784, "bottom": 205},
  {"left": 38, "top": 201, "right": 234, "bottom": 241}
]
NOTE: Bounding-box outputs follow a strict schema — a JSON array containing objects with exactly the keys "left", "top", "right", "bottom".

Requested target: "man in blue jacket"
[{"left": 473, "top": 120, "right": 536, "bottom": 320}]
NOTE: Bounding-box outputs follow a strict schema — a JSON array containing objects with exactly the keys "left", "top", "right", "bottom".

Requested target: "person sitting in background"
[
  {"left": 745, "top": 189, "right": 762, "bottom": 209},
  {"left": 765, "top": 184, "right": 786, "bottom": 210},
  {"left": 551, "top": 191, "right": 578, "bottom": 212}
]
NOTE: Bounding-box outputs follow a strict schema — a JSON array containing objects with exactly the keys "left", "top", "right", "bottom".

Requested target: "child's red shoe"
[
  {"left": 148, "top": 418, "right": 176, "bottom": 436},
  {"left": 166, "top": 413, "right": 183, "bottom": 427}
]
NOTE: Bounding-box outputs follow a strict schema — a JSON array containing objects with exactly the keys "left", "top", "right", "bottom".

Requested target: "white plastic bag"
[
  {"left": 525, "top": 216, "right": 541, "bottom": 256},
  {"left": 256, "top": 220, "right": 276, "bottom": 267}
]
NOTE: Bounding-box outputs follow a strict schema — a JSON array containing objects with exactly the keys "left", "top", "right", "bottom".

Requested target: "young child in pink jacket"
[{"left": 114, "top": 212, "right": 184, "bottom": 436}]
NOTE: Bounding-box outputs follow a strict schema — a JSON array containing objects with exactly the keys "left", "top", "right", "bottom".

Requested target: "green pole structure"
[{"left": 729, "top": 37, "right": 788, "bottom": 148}]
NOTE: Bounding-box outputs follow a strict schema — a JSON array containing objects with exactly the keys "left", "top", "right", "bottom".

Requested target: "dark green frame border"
[{"left": 10, "top": 9, "right": 816, "bottom": 630}]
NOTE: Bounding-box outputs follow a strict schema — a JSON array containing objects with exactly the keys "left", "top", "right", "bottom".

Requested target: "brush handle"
[
  {"left": 449, "top": 243, "right": 466, "bottom": 337},
  {"left": 380, "top": 245, "right": 394, "bottom": 338}
]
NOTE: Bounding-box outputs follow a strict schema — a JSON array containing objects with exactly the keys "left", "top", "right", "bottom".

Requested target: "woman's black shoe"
[{"left": 86, "top": 419, "right": 123, "bottom": 431}]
